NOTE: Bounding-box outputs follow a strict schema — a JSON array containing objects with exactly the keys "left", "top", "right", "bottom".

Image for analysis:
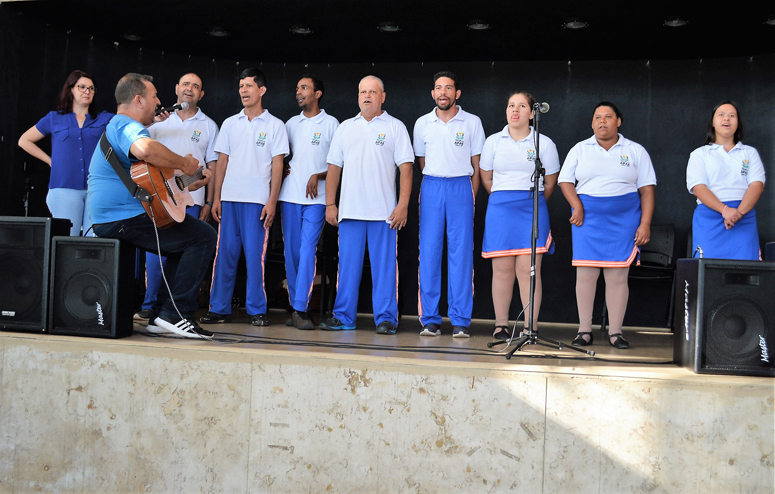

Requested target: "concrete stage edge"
[{"left": 1, "top": 313, "right": 772, "bottom": 493}]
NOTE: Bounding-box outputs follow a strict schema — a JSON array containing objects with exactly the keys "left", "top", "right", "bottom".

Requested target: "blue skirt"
[
  {"left": 572, "top": 192, "right": 640, "bottom": 268},
  {"left": 482, "top": 190, "right": 554, "bottom": 258},
  {"left": 692, "top": 201, "right": 760, "bottom": 260}
]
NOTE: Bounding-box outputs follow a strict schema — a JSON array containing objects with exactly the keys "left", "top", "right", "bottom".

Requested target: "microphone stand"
[
  {"left": 488, "top": 104, "right": 594, "bottom": 359},
  {"left": 23, "top": 161, "right": 35, "bottom": 217}
]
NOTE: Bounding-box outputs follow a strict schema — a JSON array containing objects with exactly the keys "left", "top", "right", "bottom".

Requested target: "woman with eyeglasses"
[{"left": 18, "top": 70, "right": 113, "bottom": 236}]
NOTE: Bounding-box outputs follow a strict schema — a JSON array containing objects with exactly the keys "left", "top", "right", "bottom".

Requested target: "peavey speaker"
[
  {"left": 674, "top": 258, "right": 775, "bottom": 377},
  {"left": 49, "top": 237, "right": 134, "bottom": 338},
  {"left": 0, "top": 216, "right": 71, "bottom": 332}
]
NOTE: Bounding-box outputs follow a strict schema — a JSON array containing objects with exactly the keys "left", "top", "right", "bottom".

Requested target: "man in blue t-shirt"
[{"left": 87, "top": 73, "right": 217, "bottom": 338}]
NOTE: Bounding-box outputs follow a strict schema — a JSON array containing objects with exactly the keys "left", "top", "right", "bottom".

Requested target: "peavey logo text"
[
  {"left": 760, "top": 335, "right": 770, "bottom": 363},
  {"left": 684, "top": 280, "right": 690, "bottom": 341},
  {"left": 96, "top": 302, "right": 105, "bottom": 326}
]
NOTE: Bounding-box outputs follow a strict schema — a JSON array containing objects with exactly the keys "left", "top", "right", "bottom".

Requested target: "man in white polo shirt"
[
  {"left": 134, "top": 72, "right": 219, "bottom": 322},
  {"left": 280, "top": 74, "right": 339, "bottom": 330},
  {"left": 413, "top": 71, "right": 485, "bottom": 338},
  {"left": 200, "top": 68, "right": 289, "bottom": 327},
  {"left": 320, "top": 75, "right": 414, "bottom": 335}
]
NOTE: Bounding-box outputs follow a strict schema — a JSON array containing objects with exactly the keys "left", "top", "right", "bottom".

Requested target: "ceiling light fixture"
[
  {"left": 378, "top": 22, "right": 401, "bottom": 33},
  {"left": 467, "top": 20, "right": 490, "bottom": 31},
  {"left": 765, "top": 16, "right": 775, "bottom": 26},
  {"left": 290, "top": 25, "right": 313, "bottom": 35},
  {"left": 207, "top": 27, "right": 229, "bottom": 37},
  {"left": 664, "top": 17, "right": 688, "bottom": 27},
  {"left": 563, "top": 18, "right": 588, "bottom": 29}
]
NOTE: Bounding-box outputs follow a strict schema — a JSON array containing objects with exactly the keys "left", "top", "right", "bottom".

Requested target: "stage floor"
[{"left": 122, "top": 308, "right": 746, "bottom": 383}]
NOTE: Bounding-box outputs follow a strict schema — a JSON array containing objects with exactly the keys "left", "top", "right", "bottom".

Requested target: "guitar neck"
[{"left": 177, "top": 167, "right": 204, "bottom": 189}]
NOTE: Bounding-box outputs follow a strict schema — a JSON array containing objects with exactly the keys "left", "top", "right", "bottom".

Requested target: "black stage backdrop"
[{"left": 2, "top": 10, "right": 774, "bottom": 326}]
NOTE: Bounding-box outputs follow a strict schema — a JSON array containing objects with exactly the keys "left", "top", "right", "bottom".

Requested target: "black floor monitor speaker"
[
  {"left": 0, "top": 216, "right": 71, "bottom": 332},
  {"left": 673, "top": 258, "right": 775, "bottom": 377},
  {"left": 49, "top": 237, "right": 135, "bottom": 338}
]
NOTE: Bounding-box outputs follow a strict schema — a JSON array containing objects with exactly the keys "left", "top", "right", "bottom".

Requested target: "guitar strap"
[{"left": 99, "top": 133, "right": 153, "bottom": 203}]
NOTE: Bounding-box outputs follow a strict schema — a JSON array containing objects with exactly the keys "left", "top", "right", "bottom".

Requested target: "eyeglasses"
[{"left": 75, "top": 84, "right": 96, "bottom": 93}]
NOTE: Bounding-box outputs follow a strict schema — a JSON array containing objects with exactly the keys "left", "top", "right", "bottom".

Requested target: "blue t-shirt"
[
  {"left": 87, "top": 114, "right": 149, "bottom": 224},
  {"left": 35, "top": 111, "right": 114, "bottom": 189}
]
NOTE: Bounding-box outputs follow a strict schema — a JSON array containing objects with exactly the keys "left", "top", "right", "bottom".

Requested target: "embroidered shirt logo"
[
  {"left": 620, "top": 155, "right": 630, "bottom": 167},
  {"left": 527, "top": 149, "right": 537, "bottom": 161},
  {"left": 311, "top": 132, "right": 321, "bottom": 146},
  {"left": 256, "top": 132, "right": 267, "bottom": 147},
  {"left": 454, "top": 132, "right": 465, "bottom": 147},
  {"left": 375, "top": 133, "right": 386, "bottom": 146},
  {"left": 191, "top": 130, "right": 202, "bottom": 142},
  {"left": 741, "top": 159, "right": 749, "bottom": 176}
]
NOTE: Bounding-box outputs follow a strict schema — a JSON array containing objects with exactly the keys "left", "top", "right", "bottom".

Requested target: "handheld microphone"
[
  {"left": 535, "top": 102, "right": 550, "bottom": 114},
  {"left": 155, "top": 101, "right": 189, "bottom": 116}
]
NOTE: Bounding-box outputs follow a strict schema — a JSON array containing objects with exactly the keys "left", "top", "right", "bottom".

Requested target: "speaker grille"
[
  {"left": 60, "top": 270, "right": 113, "bottom": 333},
  {"left": 0, "top": 251, "right": 43, "bottom": 322},
  {"left": 705, "top": 299, "right": 768, "bottom": 367}
]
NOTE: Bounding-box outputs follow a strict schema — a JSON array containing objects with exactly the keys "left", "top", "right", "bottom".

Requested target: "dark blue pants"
[{"left": 94, "top": 212, "right": 217, "bottom": 320}]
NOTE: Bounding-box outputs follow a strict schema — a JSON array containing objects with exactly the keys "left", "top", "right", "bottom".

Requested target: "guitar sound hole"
[{"left": 175, "top": 176, "right": 185, "bottom": 190}]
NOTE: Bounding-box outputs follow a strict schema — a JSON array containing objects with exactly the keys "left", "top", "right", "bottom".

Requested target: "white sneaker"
[{"left": 150, "top": 316, "right": 213, "bottom": 340}]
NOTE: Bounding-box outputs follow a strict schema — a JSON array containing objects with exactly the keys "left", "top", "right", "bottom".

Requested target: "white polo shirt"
[
  {"left": 279, "top": 110, "right": 339, "bottom": 205},
  {"left": 327, "top": 111, "right": 414, "bottom": 221},
  {"left": 480, "top": 126, "right": 560, "bottom": 192},
  {"left": 686, "top": 142, "right": 766, "bottom": 204},
  {"left": 559, "top": 134, "right": 657, "bottom": 197},
  {"left": 215, "top": 109, "right": 289, "bottom": 205},
  {"left": 149, "top": 107, "right": 220, "bottom": 206},
  {"left": 413, "top": 106, "right": 485, "bottom": 178}
]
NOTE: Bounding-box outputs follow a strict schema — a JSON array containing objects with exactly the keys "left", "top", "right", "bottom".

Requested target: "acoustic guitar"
[{"left": 130, "top": 162, "right": 204, "bottom": 229}]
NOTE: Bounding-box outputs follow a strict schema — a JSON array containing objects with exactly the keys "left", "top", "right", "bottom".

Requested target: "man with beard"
[
  {"left": 134, "top": 73, "right": 220, "bottom": 323},
  {"left": 413, "top": 71, "right": 485, "bottom": 338},
  {"left": 319, "top": 75, "right": 414, "bottom": 335},
  {"left": 279, "top": 75, "right": 339, "bottom": 330}
]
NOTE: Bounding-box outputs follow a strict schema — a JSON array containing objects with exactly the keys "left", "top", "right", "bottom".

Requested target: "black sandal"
[
  {"left": 493, "top": 325, "right": 512, "bottom": 341},
  {"left": 572, "top": 331, "right": 593, "bottom": 346},
  {"left": 608, "top": 333, "right": 629, "bottom": 349}
]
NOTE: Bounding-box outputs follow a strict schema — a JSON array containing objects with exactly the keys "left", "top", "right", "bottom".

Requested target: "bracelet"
[
  {"left": 326, "top": 204, "right": 335, "bottom": 207},
  {"left": 205, "top": 201, "right": 213, "bottom": 206},
  {"left": 722, "top": 205, "right": 727, "bottom": 217}
]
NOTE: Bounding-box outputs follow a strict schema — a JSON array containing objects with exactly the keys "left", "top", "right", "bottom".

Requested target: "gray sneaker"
[
  {"left": 134, "top": 309, "right": 154, "bottom": 322},
  {"left": 292, "top": 310, "right": 315, "bottom": 330},
  {"left": 419, "top": 323, "right": 441, "bottom": 336},
  {"left": 452, "top": 326, "right": 470, "bottom": 338}
]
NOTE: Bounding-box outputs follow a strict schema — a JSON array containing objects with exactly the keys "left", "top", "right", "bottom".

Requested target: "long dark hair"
[
  {"left": 56, "top": 70, "right": 97, "bottom": 117},
  {"left": 704, "top": 100, "right": 743, "bottom": 145}
]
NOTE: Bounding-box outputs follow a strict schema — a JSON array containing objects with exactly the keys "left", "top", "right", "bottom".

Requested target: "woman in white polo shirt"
[
  {"left": 480, "top": 91, "right": 560, "bottom": 341},
  {"left": 559, "top": 102, "right": 656, "bottom": 349},
  {"left": 686, "top": 101, "right": 765, "bottom": 260}
]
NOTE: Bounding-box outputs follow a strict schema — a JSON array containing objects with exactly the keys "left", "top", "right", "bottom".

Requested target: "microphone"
[
  {"left": 534, "top": 102, "right": 550, "bottom": 114},
  {"left": 155, "top": 101, "right": 189, "bottom": 116}
]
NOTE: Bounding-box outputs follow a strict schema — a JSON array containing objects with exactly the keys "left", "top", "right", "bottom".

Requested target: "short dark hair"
[
  {"left": 433, "top": 71, "right": 458, "bottom": 90},
  {"left": 115, "top": 73, "right": 153, "bottom": 106},
  {"left": 239, "top": 68, "right": 267, "bottom": 88},
  {"left": 593, "top": 102, "right": 623, "bottom": 123},
  {"left": 705, "top": 100, "right": 743, "bottom": 145},
  {"left": 179, "top": 72, "right": 203, "bottom": 89},
  {"left": 57, "top": 70, "right": 98, "bottom": 117},
  {"left": 299, "top": 73, "right": 324, "bottom": 101},
  {"left": 507, "top": 91, "right": 537, "bottom": 125}
]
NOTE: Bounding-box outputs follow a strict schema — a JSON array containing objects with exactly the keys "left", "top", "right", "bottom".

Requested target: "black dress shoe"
[
  {"left": 572, "top": 331, "right": 593, "bottom": 346},
  {"left": 609, "top": 333, "right": 629, "bottom": 349},
  {"left": 493, "top": 325, "right": 512, "bottom": 341},
  {"left": 199, "top": 312, "right": 232, "bottom": 324}
]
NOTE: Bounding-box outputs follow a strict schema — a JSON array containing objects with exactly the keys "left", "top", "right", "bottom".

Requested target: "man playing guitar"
[{"left": 87, "top": 73, "right": 216, "bottom": 338}]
